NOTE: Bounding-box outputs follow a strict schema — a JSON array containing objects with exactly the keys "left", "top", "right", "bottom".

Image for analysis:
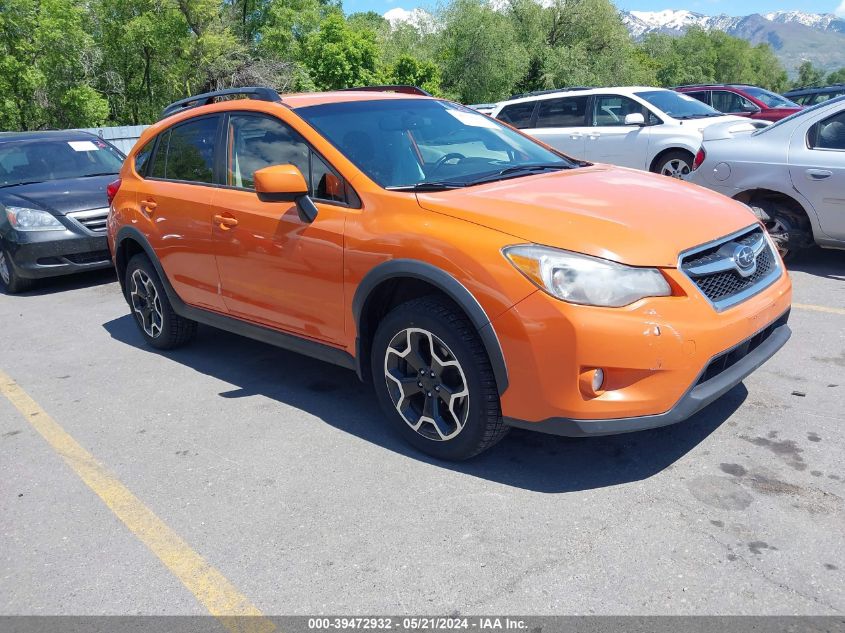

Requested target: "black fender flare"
[
  {"left": 113, "top": 226, "right": 165, "bottom": 298},
  {"left": 352, "top": 259, "right": 509, "bottom": 395}
]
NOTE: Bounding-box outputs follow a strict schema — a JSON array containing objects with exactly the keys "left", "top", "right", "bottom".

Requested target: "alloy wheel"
[
  {"left": 766, "top": 216, "right": 792, "bottom": 260},
  {"left": 661, "top": 159, "right": 691, "bottom": 178},
  {"left": 0, "top": 252, "right": 10, "bottom": 285},
  {"left": 383, "top": 327, "right": 470, "bottom": 441},
  {"left": 130, "top": 269, "right": 164, "bottom": 338}
]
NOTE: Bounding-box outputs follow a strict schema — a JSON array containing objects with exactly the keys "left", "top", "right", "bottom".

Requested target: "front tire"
[
  {"left": 0, "top": 249, "right": 34, "bottom": 294},
  {"left": 371, "top": 296, "right": 508, "bottom": 460},
  {"left": 125, "top": 254, "right": 197, "bottom": 350},
  {"left": 654, "top": 150, "right": 693, "bottom": 179}
]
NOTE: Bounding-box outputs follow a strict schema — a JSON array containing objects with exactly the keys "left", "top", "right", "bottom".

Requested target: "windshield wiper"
[
  {"left": 387, "top": 181, "right": 467, "bottom": 192},
  {"left": 80, "top": 172, "right": 119, "bottom": 178},
  {"left": 462, "top": 163, "right": 574, "bottom": 185},
  {"left": 0, "top": 180, "right": 46, "bottom": 188}
]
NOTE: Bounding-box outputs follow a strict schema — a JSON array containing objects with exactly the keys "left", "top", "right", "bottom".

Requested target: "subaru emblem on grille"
[{"left": 733, "top": 245, "right": 756, "bottom": 276}]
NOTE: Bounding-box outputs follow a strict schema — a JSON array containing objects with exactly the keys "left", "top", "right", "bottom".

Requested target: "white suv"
[{"left": 490, "top": 87, "right": 746, "bottom": 177}]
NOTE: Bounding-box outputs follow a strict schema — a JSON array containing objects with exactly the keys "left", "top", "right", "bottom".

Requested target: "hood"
[
  {"left": 683, "top": 114, "right": 748, "bottom": 132},
  {"left": 416, "top": 165, "right": 757, "bottom": 268},
  {"left": 0, "top": 175, "right": 115, "bottom": 215}
]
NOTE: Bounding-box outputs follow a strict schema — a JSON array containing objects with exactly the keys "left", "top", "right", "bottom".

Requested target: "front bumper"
[
  {"left": 504, "top": 310, "right": 790, "bottom": 436},
  {"left": 3, "top": 228, "right": 111, "bottom": 280}
]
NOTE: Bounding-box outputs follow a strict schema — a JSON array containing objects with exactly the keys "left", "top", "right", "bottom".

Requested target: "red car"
[{"left": 675, "top": 84, "right": 802, "bottom": 122}]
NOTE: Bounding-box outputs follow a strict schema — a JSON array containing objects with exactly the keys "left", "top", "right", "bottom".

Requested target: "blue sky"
[{"left": 347, "top": 0, "right": 841, "bottom": 17}]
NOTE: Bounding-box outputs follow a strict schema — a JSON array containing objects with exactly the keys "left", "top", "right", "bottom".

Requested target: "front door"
[
  {"left": 210, "top": 112, "right": 348, "bottom": 344},
  {"left": 583, "top": 95, "right": 652, "bottom": 169}
]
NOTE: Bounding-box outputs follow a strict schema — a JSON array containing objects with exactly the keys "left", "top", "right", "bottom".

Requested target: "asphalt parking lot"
[{"left": 1, "top": 248, "right": 843, "bottom": 617}]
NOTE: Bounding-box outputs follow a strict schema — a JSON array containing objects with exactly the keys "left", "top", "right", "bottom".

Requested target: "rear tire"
[
  {"left": 653, "top": 150, "right": 694, "bottom": 179},
  {"left": 125, "top": 254, "right": 197, "bottom": 350},
  {"left": 0, "top": 249, "right": 34, "bottom": 294},
  {"left": 371, "top": 296, "right": 508, "bottom": 461}
]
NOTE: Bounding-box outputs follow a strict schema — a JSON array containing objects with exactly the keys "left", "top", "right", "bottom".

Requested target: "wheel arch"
[
  {"left": 114, "top": 227, "right": 170, "bottom": 300},
  {"left": 649, "top": 146, "right": 695, "bottom": 173},
  {"left": 732, "top": 188, "right": 816, "bottom": 235},
  {"left": 352, "top": 260, "right": 509, "bottom": 395}
]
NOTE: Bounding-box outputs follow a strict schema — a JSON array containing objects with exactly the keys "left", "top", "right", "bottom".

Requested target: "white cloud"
[{"left": 837, "top": 0, "right": 845, "bottom": 18}]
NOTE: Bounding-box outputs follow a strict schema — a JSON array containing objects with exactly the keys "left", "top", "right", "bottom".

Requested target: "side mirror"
[
  {"left": 624, "top": 113, "right": 646, "bottom": 126},
  {"left": 253, "top": 164, "right": 317, "bottom": 223},
  {"left": 741, "top": 103, "right": 761, "bottom": 114}
]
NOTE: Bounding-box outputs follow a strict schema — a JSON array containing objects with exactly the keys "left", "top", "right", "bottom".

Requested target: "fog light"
[
  {"left": 592, "top": 368, "right": 605, "bottom": 392},
  {"left": 579, "top": 368, "right": 606, "bottom": 398}
]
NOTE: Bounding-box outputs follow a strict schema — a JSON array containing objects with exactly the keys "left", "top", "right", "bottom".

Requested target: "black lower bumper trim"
[{"left": 504, "top": 311, "right": 791, "bottom": 438}]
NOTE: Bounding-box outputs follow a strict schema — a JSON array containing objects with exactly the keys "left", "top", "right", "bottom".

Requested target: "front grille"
[
  {"left": 68, "top": 208, "right": 109, "bottom": 233},
  {"left": 680, "top": 226, "right": 781, "bottom": 311},
  {"left": 697, "top": 310, "right": 790, "bottom": 385},
  {"left": 64, "top": 250, "right": 110, "bottom": 264}
]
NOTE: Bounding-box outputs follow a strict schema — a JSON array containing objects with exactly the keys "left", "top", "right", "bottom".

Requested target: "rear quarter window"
[{"left": 497, "top": 102, "right": 536, "bottom": 129}]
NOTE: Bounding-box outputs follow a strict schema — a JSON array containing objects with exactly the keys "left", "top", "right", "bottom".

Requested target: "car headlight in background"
[
  {"left": 504, "top": 244, "right": 671, "bottom": 307},
  {"left": 5, "top": 206, "right": 65, "bottom": 231}
]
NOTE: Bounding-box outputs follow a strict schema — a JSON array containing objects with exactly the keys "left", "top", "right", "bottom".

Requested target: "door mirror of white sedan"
[{"left": 624, "top": 113, "right": 646, "bottom": 126}]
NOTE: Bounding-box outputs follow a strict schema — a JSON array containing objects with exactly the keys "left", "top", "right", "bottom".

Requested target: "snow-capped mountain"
[
  {"left": 620, "top": 9, "right": 845, "bottom": 74},
  {"left": 621, "top": 9, "right": 845, "bottom": 39}
]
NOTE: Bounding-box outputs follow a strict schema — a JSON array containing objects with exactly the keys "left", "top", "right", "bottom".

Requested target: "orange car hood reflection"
[{"left": 416, "top": 164, "right": 756, "bottom": 267}]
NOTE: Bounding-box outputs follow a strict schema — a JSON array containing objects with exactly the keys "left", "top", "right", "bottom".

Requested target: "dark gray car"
[
  {"left": 0, "top": 130, "right": 124, "bottom": 293},
  {"left": 686, "top": 96, "right": 845, "bottom": 259}
]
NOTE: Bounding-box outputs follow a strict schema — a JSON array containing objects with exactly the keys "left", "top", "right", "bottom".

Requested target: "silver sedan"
[{"left": 686, "top": 95, "right": 845, "bottom": 259}]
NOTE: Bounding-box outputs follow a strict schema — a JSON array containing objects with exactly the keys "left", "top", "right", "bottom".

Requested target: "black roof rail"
[
  {"left": 508, "top": 86, "right": 592, "bottom": 100},
  {"left": 160, "top": 87, "right": 282, "bottom": 120},
  {"left": 339, "top": 85, "right": 432, "bottom": 96},
  {"left": 785, "top": 83, "right": 845, "bottom": 93}
]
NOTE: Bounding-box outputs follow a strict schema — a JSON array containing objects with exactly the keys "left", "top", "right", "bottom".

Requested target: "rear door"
[
  {"left": 135, "top": 115, "right": 225, "bottom": 311},
  {"left": 209, "top": 112, "right": 347, "bottom": 344},
  {"left": 583, "top": 94, "right": 652, "bottom": 169},
  {"left": 790, "top": 108, "right": 845, "bottom": 239},
  {"left": 524, "top": 96, "right": 589, "bottom": 160}
]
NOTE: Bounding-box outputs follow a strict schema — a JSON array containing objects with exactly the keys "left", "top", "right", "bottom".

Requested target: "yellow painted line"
[
  {"left": 793, "top": 302, "right": 845, "bottom": 316},
  {"left": 0, "top": 370, "right": 274, "bottom": 633}
]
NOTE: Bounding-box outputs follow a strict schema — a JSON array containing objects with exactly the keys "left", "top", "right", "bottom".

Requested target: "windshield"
[
  {"left": 753, "top": 94, "right": 845, "bottom": 136},
  {"left": 0, "top": 138, "right": 124, "bottom": 188},
  {"left": 295, "top": 99, "right": 578, "bottom": 189},
  {"left": 743, "top": 87, "right": 799, "bottom": 109},
  {"left": 636, "top": 90, "right": 722, "bottom": 119}
]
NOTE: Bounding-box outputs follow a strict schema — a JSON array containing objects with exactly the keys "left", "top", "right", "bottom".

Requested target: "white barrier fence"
[{"left": 74, "top": 125, "right": 149, "bottom": 155}]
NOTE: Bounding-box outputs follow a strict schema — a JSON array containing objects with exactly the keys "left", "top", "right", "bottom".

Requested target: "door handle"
[
  {"left": 806, "top": 169, "right": 832, "bottom": 181},
  {"left": 587, "top": 133, "right": 601, "bottom": 139},
  {"left": 569, "top": 133, "right": 583, "bottom": 139},
  {"left": 140, "top": 200, "right": 157, "bottom": 214},
  {"left": 213, "top": 214, "right": 238, "bottom": 229}
]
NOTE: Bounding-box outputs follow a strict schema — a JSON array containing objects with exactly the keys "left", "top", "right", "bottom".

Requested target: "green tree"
[
  {"left": 301, "top": 12, "right": 381, "bottom": 89},
  {"left": 826, "top": 68, "right": 845, "bottom": 84},
  {"left": 438, "top": 0, "right": 529, "bottom": 103},
  {"left": 389, "top": 55, "right": 441, "bottom": 94},
  {"left": 793, "top": 61, "right": 825, "bottom": 89}
]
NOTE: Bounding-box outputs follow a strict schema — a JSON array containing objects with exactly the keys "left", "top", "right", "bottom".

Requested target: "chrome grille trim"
[
  {"left": 68, "top": 208, "right": 109, "bottom": 234},
  {"left": 678, "top": 224, "right": 782, "bottom": 312}
]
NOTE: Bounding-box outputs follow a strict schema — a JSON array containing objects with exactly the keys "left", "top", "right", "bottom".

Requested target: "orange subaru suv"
[{"left": 107, "top": 86, "right": 792, "bottom": 460}]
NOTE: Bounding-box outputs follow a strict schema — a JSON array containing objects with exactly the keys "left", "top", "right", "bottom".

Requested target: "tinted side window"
[
  {"left": 165, "top": 117, "right": 218, "bottom": 183},
  {"left": 497, "top": 102, "right": 535, "bottom": 128},
  {"left": 149, "top": 131, "right": 168, "bottom": 179},
  {"left": 134, "top": 140, "right": 154, "bottom": 177},
  {"left": 536, "top": 97, "right": 588, "bottom": 128},
  {"left": 810, "top": 111, "right": 845, "bottom": 151},
  {"left": 685, "top": 91, "right": 709, "bottom": 105},
  {"left": 227, "top": 114, "right": 349, "bottom": 204},
  {"left": 711, "top": 90, "right": 752, "bottom": 113},
  {"left": 592, "top": 95, "right": 644, "bottom": 127}
]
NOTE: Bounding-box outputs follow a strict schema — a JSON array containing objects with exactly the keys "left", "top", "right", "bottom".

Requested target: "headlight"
[
  {"left": 504, "top": 244, "right": 671, "bottom": 307},
  {"left": 5, "top": 206, "right": 65, "bottom": 231}
]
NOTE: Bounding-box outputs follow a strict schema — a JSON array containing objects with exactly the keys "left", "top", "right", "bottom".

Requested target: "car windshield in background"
[
  {"left": 743, "top": 87, "right": 799, "bottom": 109},
  {"left": 636, "top": 90, "right": 722, "bottom": 119},
  {"left": 0, "top": 138, "right": 124, "bottom": 188},
  {"left": 753, "top": 94, "right": 845, "bottom": 136},
  {"left": 295, "top": 99, "right": 578, "bottom": 190}
]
